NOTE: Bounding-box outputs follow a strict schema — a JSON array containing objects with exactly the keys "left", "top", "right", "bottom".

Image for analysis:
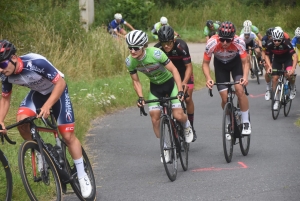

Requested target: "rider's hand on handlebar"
[
  {"left": 266, "top": 67, "right": 272, "bottom": 74},
  {"left": 206, "top": 80, "right": 214, "bottom": 89},
  {"left": 0, "top": 122, "right": 7, "bottom": 134},
  {"left": 240, "top": 77, "right": 248, "bottom": 86},
  {"left": 177, "top": 91, "right": 185, "bottom": 101},
  {"left": 137, "top": 97, "right": 145, "bottom": 108},
  {"left": 37, "top": 107, "right": 51, "bottom": 119}
]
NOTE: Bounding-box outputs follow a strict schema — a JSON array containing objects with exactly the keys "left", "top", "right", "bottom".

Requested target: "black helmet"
[
  {"left": 206, "top": 20, "right": 214, "bottom": 27},
  {"left": 158, "top": 25, "right": 174, "bottom": 42},
  {"left": 266, "top": 27, "right": 274, "bottom": 36},
  {"left": 0, "top": 40, "right": 16, "bottom": 62},
  {"left": 218, "top": 21, "right": 236, "bottom": 38}
]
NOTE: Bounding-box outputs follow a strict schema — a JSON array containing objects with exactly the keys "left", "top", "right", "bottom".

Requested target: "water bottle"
[
  {"left": 53, "top": 145, "right": 65, "bottom": 167},
  {"left": 284, "top": 81, "right": 289, "bottom": 95}
]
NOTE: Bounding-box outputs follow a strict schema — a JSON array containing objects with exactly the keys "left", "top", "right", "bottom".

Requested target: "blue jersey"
[
  {"left": 291, "top": 36, "right": 300, "bottom": 50},
  {"left": 261, "top": 35, "right": 269, "bottom": 50},
  {"left": 108, "top": 19, "right": 126, "bottom": 31}
]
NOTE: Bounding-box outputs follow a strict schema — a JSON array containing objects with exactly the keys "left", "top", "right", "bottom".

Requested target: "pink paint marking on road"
[
  {"left": 191, "top": 162, "right": 248, "bottom": 172},
  {"left": 249, "top": 94, "right": 265, "bottom": 98}
]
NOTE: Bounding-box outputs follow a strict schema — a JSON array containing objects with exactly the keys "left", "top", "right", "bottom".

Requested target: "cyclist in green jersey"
[
  {"left": 151, "top": 17, "right": 180, "bottom": 40},
  {"left": 240, "top": 20, "right": 263, "bottom": 41},
  {"left": 204, "top": 20, "right": 220, "bottom": 42},
  {"left": 125, "top": 30, "right": 194, "bottom": 162}
]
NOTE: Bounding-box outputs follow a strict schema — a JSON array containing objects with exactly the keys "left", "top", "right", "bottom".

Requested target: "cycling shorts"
[
  {"left": 148, "top": 77, "right": 181, "bottom": 111},
  {"left": 214, "top": 56, "right": 243, "bottom": 91},
  {"left": 272, "top": 58, "right": 293, "bottom": 75},
  {"left": 17, "top": 85, "right": 75, "bottom": 134}
]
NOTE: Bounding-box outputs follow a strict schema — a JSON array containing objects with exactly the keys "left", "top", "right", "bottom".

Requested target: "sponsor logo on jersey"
[
  {"left": 27, "top": 62, "right": 45, "bottom": 74},
  {"left": 125, "top": 57, "right": 131, "bottom": 67},
  {"left": 154, "top": 50, "right": 162, "bottom": 59},
  {"left": 65, "top": 92, "right": 73, "bottom": 122}
]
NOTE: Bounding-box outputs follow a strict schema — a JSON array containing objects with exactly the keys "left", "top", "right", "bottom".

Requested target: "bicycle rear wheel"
[
  {"left": 160, "top": 115, "right": 177, "bottom": 181},
  {"left": 284, "top": 83, "right": 292, "bottom": 117},
  {"left": 18, "top": 140, "right": 62, "bottom": 201},
  {"left": 0, "top": 150, "right": 13, "bottom": 201},
  {"left": 222, "top": 102, "right": 234, "bottom": 163},
  {"left": 272, "top": 83, "right": 282, "bottom": 120},
  {"left": 177, "top": 122, "right": 189, "bottom": 171},
  {"left": 239, "top": 113, "right": 251, "bottom": 156},
  {"left": 62, "top": 142, "right": 97, "bottom": 201}
]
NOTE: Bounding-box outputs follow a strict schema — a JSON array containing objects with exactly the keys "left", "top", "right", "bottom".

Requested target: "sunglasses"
[
  {"left": 0, "top": 60, "right": 10, "bottom": 69},
  {"left": 161, "top": 40, "right": 173, "bottom": 46},
  {"left": 273, "top": 39, "right": 282, "bottom": 43},
  {"left": 128, "top": 46, "right": 143, "bottom": 51},
  {"left": 219, "top": 38, "right": 233, "bottom": 43}
]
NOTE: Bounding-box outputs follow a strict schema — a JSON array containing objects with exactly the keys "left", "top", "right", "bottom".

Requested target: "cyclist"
[
  {"left": 125, "top": 30, "right": 194, "bottom": 162},
  {"left": 239, "top": 26, "right": 263, "bottom": 78},
  {"left": 0, "top": 40, "right": 92, "bottom": 198},
  {"left": 151, "top": 16, "right": 179, "bottom": 40},
  {"left": 202, "top": 21, "right": 251, "bottom": 135},
  {"left": 204, "top": 20, "right": 220, "bottom": 42},
  {"left": 264, "top": 28, "right": 298, "bottom": 108},
  {"left": 291, "top": 27, "right": 300, "bottom": 64},
  {"left": 154, "top": 25, "right": 197, "bottom": 142},
  {"left": 240, "top": 20, "right": 263, "bottom": 41},
  {"left": 107, "top": 13, "right": 135, "bottom": 38}
]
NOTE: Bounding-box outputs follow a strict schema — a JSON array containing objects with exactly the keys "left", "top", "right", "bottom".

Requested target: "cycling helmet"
[
  {"left": 272, "top": 28, "right": 284, "bottom": 40},
  {"left": 243, "top": 26, "right": 251, "bottom": 34},
  {"left": 206, "top": 20, "right": 214, "bottom": 27},
  {"left": 243, "top": 20, "right": 252, "bottom": 27},
  {"left": 266, "top": 27, "right": 274, "bottom": 36},
  {"left": 218, "top": 21, "right": 236, "bottom": 38},
  {"left": 158, "top": 25, "right": 174, "bottom": 42},
  {"left": 126, "top": 30, "right": 148, "bottom": 46},
  {"left": 295, "top": 27, "right": 300, "bottom": 37},
  {"left": 0, "top": 40, "right": 17, "bottom": 62},
  {"left": 160, "top": 16, "right": 168, "bottom": 25},
  {"left": 114, "top": 13, "right": 122, "bottom": 20},
  {"left": 274, "top": 26, "right": 283, "bottom": 31}
]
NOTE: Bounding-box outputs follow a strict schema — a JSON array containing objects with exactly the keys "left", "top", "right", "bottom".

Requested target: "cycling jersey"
[
  {"left": 154, "top": 39, "right": 194, "bottom": 87},
  {"left": 107, "top": 19, "right": 127, "bottom": 32},
  {"left": 291, "top": 36, "right": 300, "bottom": 50},
  {"left": 262, "top": 35, "right": 273, "bottom": 61},
  {"left": 125, "top": 47, "right": 172, "bottom": 85},
  {"left": 203, "top": 23, "right": 220, "bottom": 38},
  {"left": 265, "top": 39, "right": 295, "bottom": 62},
  {"left": 240, "top": 25, "right": 259, "bottom": 35},
  {"left": 204, "top": 35, "right": 247, "bottom": 64},
  {"left": 239, "top": 32, "right": 258, "bottom": 45}
]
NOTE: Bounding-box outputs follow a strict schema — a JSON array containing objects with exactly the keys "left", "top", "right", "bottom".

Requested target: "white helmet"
[
  {"left": 243, "top": 20, "right": 252, "bottom": 27},
  {"left": 274, "top": 26, "right": 283, "bottom": 31},
  {"left": 272, "top": 28, "right": 284, "bottom": 40},
  {"left": 126, "top": 30, "right": 148, "bottom": 46},
  {"left": 295, "top": 27, "right": 300, "bottom": 37},
  {"left": 243, "top": 26, "right": 251, "bottom": 34},
  {"left": 114, "top": 13, "right": 122, "bottom": 20},
  {"left": 160, "top": 16, "right": 168, "bottom": 25}
]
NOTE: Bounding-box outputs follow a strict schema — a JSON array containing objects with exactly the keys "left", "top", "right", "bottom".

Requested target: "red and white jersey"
[{"left": 203, "top": 35, "right": 247, "bottom": 64}]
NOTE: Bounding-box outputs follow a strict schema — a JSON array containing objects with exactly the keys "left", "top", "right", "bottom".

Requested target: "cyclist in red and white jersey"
[{"left": 202, "top": 21, "right": 251, "bottom": 135}]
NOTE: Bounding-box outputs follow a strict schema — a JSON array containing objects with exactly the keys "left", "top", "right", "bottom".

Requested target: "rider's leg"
[{"left": 149, "top": 109, "right": 162, "bottom": 138}]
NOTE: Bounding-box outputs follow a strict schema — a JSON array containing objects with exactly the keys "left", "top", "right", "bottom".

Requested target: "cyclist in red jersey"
[{"left": 202, "top": 21, "right": 251, "bottom": 135}]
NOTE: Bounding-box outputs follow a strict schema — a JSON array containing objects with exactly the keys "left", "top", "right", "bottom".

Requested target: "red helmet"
[
  {"left": 0, "top": 40, "right": 16, "bottom": 62},
  {"left": 218, "top": 21, "right": 236, "bottom": 38}
]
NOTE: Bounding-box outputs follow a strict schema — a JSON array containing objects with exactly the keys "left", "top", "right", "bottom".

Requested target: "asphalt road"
[{"left": 64, "top": 43, "right": 300, "bottom": 201}]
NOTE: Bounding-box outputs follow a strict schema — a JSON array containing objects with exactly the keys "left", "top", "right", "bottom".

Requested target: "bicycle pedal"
[{"left": 34, "top": 176, "right": 42, "bottom": 182}]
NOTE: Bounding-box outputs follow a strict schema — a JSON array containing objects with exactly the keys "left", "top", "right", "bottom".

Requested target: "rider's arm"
[
  {"left": 257, "top": 33, "right": 263, "bottom": 41},
  {"left": 165, "top": 61, "right": 183, "bottom": 92},
  {"left": 130, "top": 73, "right": 144, "bottom": 98},
  {"left": 241, "top": 57, "right": 249, "bottom": 80},
  {"left": 125, "top": 22, "right": 135, "bottom": 31},
  {"left": 202, "top": 59, "right": 212, "bottom": 81},
  {"left": 174, "top": 30, "right": 180, "bottom": 37},
  {"left": 255, "top": 37, "right": 262, "bottom": 47},
  {"left": 292, "top": 53, "right": 298, "bottom": 72},
  {"left": 114, "top": 29, "right": 125, "bottom": 38},
  {"left": 264, "top": 49, "right": 272, "bottom": 72},
  {"left": 183, "top": 63, "right": 193, "bottom": 84},
  {"left": 0, "top": 94, "right": 12, "bottom": 128}
]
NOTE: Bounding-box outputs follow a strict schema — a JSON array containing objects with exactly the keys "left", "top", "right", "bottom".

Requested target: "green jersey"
[
  {"left": 125, "top": 47, "right": 173, "bottom": 85},
  {"left": 203, "top": 23, "right": 220, "bottom": 36}
]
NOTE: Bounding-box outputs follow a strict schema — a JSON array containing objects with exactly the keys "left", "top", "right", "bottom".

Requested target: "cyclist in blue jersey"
[
  {"left": 292, "top": 27, "right": 300, "bottom": 65},
  {"left": 0, "top": 40, "right": 92, "bottom": 198},
  {"left": 107, "top": 13, "right": 135, "bottom": 38}
]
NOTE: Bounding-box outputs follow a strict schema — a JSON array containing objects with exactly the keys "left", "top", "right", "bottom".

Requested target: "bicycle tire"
[
  {"left": 272, "top": 82, "right": 282, "bottom": 120},
  {"left": 177, "top": 121, "right": 188, "bottom": 171},
  {"left": 0, "top": 149, "right": 13, "bottom": 201},
  {"left": 222, "top": 102, "right": 234, "bottom": 163},
  {"left": 252, "top": 56, "right": 260, "bottom": 84},
  {"left": 284, "top": 83, "right": 292, "bottom": 117},
  {"left": 160, "top": 115, "right": 177, "bottom": 181},
  {"left": 62, "top": 142, "right": 97, "bottom": 201},
  {"left": 18, "top": 140, "right": 62, "bottom": 201},
  {"left": 239, "top": 112, "right": 251, "bottom": 156}
]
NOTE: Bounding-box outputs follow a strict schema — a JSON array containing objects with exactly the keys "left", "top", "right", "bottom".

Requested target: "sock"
[
  {"left": 74, "top": 157, "right": 86, "bottom": 179},
  {"left": 266, "top": 82, "right": 271, "bottom": 90},
  {"left": 187, "top": 113, "right": 194, "bottom": 128},
  {"left": 241, "top": 110, "right": 249, "bottom": 123},
  {"left": 183, "top": 120, "right": 190, "bottom": 128}
]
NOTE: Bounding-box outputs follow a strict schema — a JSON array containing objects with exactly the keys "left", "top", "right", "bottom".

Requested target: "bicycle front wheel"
[
  {"left": 284, "top": 84, "right": 292, "bottom": 117},
  {"left": 0, "top": 149, "right": 13, "bottom": 201},
  {"left": 252, "top": 56, "right": 260, "bottom": 84},
  {"left": 272, "top": 83, "right": 282, "bottom": 120},
  {"left": 160, "top": 115, "right": 177, "bottom": 181},
  {"left": 18, "top": 140, "right": 62, "bottom": 201},
  {"left": 222, "top": 102, "right": 234, "bottom": 163},
  {"left": 177, "top": 122, "right": 189, "bottom": 171},
  {"left": 62, "top": 142, "right": 97, "bottom": 201},
  {"left": 239, "top": 113, "right": 251, "bottom": 156}
]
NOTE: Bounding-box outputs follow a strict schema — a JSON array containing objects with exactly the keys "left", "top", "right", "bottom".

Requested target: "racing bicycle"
[
  {"left": 248, "top": 47, "right": 263, "bottom": 84},
  {"left": 209, "top": 82, "right": 251, "bottom": 163}
]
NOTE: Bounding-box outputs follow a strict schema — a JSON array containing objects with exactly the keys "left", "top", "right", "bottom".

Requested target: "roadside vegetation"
[{"left": 0, "top": 0, "right": 299, "bottom": 199}]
